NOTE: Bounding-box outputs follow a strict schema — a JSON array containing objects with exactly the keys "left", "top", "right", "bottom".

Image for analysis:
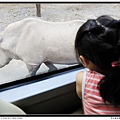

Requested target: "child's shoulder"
[
  {"left": 76, "top": 71, "right": 84, "bottom": 79},
  {"left": 76, "top": 70, "right": 85, "bottom": 99},
  {"left": 76, "top": 68, "right": 88, "bottom": 81}
]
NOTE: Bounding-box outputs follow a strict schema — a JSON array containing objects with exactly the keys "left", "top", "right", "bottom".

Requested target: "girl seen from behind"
[{"left": 75, "top": 15, "right": 120, "bottom": 114}]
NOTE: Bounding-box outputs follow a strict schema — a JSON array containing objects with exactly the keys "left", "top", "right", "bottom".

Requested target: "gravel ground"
[
  {"left": 0, "top": 3, "right": 120, "bottom": 32},
  {"left": 0, "top": 3, "right": 120, "bottom": 84}
]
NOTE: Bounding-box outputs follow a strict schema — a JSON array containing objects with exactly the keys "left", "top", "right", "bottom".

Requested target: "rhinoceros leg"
[
  {"left": 26, "top": 64, "right": 41, "bottom": 77},
  {"left": 44, "top": 61, "right": 57, "bottom": 72}
]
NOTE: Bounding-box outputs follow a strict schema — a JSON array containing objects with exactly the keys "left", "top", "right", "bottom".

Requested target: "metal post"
[{"left": 36, "top": 3, "right": 41, "bottom": 17}]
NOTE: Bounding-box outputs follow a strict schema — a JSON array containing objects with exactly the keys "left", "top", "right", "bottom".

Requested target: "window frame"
[{"left": 0, "top": 65, "right": 84, "bottom": 114}]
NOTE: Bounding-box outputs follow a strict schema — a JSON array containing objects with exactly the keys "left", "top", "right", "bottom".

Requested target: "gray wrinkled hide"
[{"left": 0, "top": 18, "right": 84, "bottom": 77}]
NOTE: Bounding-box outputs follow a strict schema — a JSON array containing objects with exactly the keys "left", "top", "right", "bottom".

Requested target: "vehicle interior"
[
  {"left": 0, "top": 3, "right": 119, "bottom": 115},
  {"left": 0, "top": 65, "right": 83, "bottom": 114}
]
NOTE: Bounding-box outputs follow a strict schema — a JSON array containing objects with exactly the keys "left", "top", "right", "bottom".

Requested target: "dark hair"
[{"left": 75, "top": 15, "right": 120, "bottom": 106}]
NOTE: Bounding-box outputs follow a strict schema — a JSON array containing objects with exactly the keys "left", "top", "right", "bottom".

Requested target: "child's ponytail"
[
  {"left": 99, "top": 64, "right": 120, "bottom": 107},
  {"left": 97, "top": 16, "right": 120, "bottom": 106}
]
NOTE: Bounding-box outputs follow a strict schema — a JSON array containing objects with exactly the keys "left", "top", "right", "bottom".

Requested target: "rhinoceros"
[{"left": 0, "top": 18, "right": 84, "bottom": 77}]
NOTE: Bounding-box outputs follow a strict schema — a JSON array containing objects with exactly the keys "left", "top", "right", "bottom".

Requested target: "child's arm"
[
  {"left": 76, "top": 71, "right": 84, "bottom": 99},
  {"left": 76, "top": 71, "right": 85, "bottom": 114}
]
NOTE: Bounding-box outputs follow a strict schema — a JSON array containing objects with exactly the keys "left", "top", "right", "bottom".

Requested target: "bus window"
[{"left": 0, "top": 3, "right": 119, "bottom": 86}]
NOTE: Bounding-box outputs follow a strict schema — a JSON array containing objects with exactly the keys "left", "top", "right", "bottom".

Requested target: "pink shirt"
[{"left": 82, "top": 69, "right": 120, "bottom": 114}]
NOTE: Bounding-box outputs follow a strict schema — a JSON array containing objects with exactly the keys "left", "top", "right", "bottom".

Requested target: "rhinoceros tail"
[
  {"left": 0, "top": 31, "right": 4, "bottom": 43},
  {"left": 0, "top": 36, "right": 3, "bottom": 43}
]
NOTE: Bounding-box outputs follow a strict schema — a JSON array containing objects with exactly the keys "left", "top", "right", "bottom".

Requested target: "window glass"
[{"left": 0, "top": 3, "right": 119, "bottom": 85}]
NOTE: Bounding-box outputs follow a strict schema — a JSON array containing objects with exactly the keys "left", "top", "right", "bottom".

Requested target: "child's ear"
[{"left": 80, "top": 55, "right": 89, "bottom": 67}]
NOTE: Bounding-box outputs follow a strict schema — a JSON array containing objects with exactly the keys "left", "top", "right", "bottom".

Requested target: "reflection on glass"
[{"left": 0, "top": 3, "right": 119, "bottom": 85}]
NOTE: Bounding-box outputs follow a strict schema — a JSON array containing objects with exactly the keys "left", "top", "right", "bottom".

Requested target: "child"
[{"left": 75, "top": 15, "right": 120, "bottom": 114}]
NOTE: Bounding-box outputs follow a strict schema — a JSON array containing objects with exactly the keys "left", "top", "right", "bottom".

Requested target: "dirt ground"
[
  {"left": 0, "top": 3, "right": 120, "bottom": 32},
  {"left": 0, "top": 3, "right": 120, "bottom": 84}
]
